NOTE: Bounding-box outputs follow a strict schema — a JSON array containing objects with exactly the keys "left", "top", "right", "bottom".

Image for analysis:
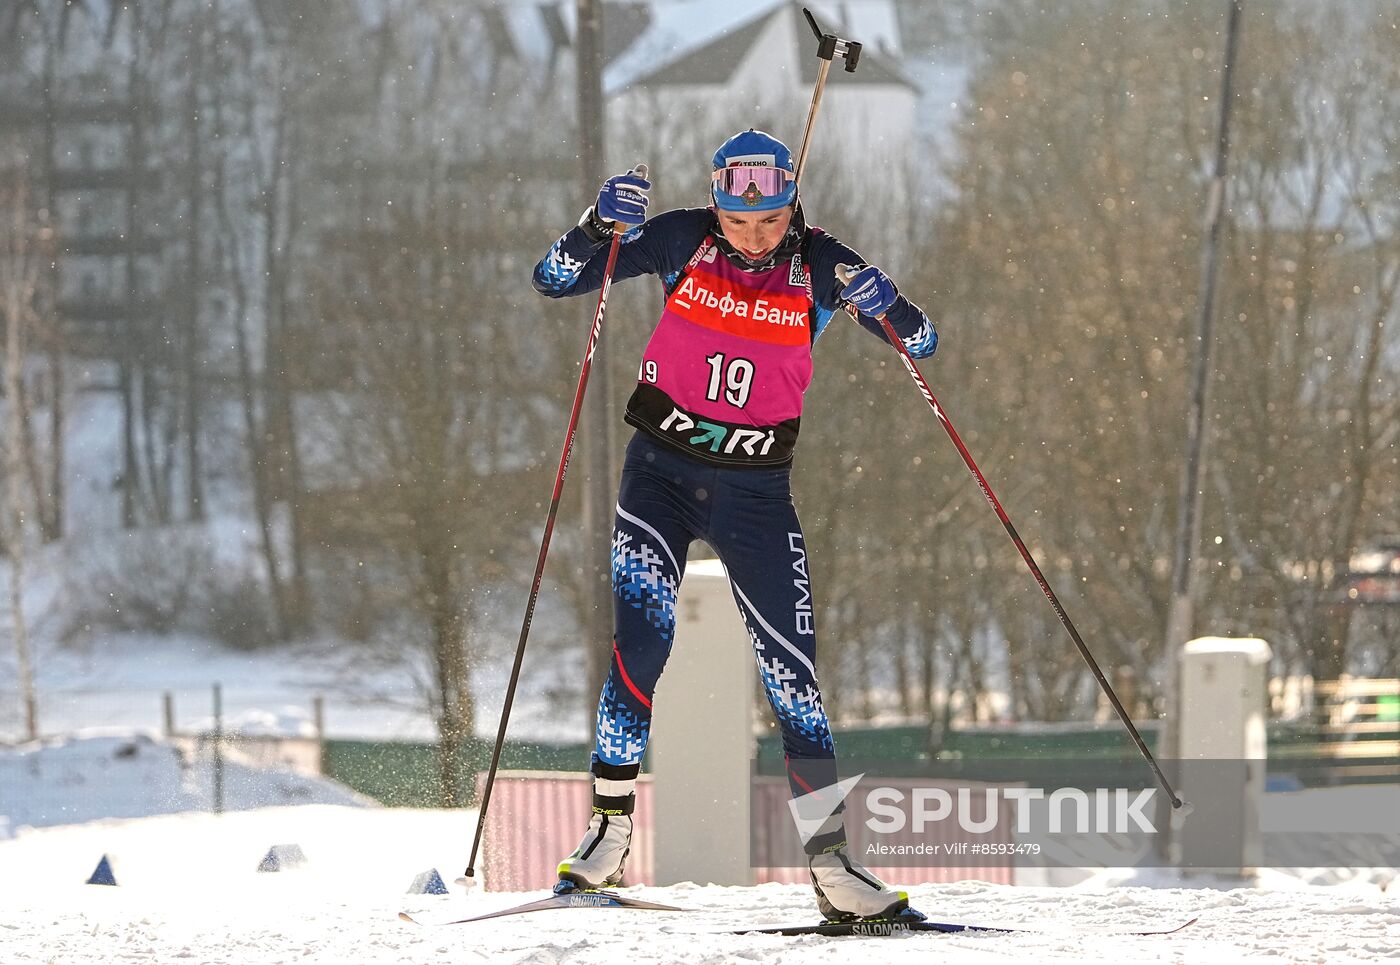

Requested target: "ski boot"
[
  {"left": 556, "top": 763, "right": 637, "bottom": 893},
  {"left": 792, "top": 780, "right": 914, "bottom": 922},
  {"left": 808, "top": 845, "right": 913, "bottom": 922}
]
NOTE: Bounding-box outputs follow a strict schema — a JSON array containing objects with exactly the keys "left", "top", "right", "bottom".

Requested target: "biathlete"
[{"left": 532, "top": 129, "right": 938, "bottom": 921}]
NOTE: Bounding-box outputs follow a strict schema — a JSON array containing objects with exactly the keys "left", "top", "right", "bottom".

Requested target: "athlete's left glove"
[{"left": 838, "top": 264, "right": 898, "bottom": 318}]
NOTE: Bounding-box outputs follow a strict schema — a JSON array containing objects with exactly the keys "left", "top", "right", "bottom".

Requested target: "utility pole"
[
  {"left": 576, "top": 0, "right": 617, "bottom": 690},
  {"left": 1159, "top": 0, "right": 1244, "bottom": 857}
]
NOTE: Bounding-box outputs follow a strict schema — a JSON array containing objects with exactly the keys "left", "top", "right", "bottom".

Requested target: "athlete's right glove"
[{"left": 580, "top": 169, "right": 651, "bottom": 242}]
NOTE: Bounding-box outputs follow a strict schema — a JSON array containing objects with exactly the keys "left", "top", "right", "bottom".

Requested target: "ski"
[
  {"left": 399, "top": 889, "right": 687, "bottom": 927},
  {"left": 676, "top": 914, "right": 1199, "bottom": 938}
]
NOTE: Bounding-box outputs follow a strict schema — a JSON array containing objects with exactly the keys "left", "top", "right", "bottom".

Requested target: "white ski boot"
[
  {"left": 808, "top": 846, "right": 909, "bottom": 921},
  {"left": 556, "top": 766, "right": 637, "bottom": 892},
  {"left": 791, "top": 778, "right": 910, "bottom": 921},
  {"left": 556, "top": 811, "right": 634, "bottom": 890}
]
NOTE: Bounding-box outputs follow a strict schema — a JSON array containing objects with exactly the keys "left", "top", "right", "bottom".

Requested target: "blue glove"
[
  {"left": 596, "top": 172, "right": 651, "bottom": 226},
  {"left": 839, "top": 264, "right": 898, "bottom": 318}
]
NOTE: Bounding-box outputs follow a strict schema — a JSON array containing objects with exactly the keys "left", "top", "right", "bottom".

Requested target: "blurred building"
[
  {"left": 603, "top": 0, "right": 916, "bottom": 194},
  {"left": 1343, "top": 538, "right": 1400, "bottom": 606}
]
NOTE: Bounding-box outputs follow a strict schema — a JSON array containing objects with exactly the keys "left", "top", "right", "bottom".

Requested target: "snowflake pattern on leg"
[
  {"left": 612, "top": 530, "right": 678, "bottom": 640},
  {"left": 595, "top": 677, "right": 649, "bottom": 766},
  {"left": 747, "top": 625, "right": 834, "bottom": 755}
]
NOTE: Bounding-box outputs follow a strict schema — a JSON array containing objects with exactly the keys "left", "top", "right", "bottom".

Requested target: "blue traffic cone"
[
  {"left": 86, "top": 854, "right": 117, "bottom": 886},
  {"left": 407, "top": 868, "right": 448, "bottom": 895},
  {"left": 256, "top": 843, "right": 308, "bottom": 872}
]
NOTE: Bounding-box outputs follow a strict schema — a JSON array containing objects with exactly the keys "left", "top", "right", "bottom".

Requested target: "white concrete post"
[
  {"left": 650, "top": 557, "right": 756, "bottom": 886},
  {"left": 1178, "top": 636, "right": 1272, "bottom": 874}
]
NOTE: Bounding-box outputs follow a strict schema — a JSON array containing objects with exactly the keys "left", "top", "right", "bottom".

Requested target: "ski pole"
[
  {"left": 461, "top": 165, "right": 649, "bottom": 888},
  {"left": 794, "top": 8, "right": 862, "bottom": 184},
  {"left": 834, "top": 265, "right": 1187, "bottom": 811}
]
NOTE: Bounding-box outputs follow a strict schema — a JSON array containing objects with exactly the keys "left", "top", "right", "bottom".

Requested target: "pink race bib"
[{"left": 624, "top": 238, "right": 815, "bottom": 467}]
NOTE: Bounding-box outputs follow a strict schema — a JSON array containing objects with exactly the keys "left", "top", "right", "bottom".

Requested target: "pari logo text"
[{"left": 659, "top": 407, "right": 776, "bottom": 457}]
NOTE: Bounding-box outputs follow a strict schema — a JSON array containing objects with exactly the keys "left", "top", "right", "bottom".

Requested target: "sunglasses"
[{"left": 712, "top": 165, "right": 795, "bottom": 201}]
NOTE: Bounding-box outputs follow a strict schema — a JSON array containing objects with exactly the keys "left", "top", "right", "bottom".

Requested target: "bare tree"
[
  {"left": 1205, "top": 5, "right": 1400, "bottom": 682},
  {"left": 0, "top": 143, "right": 53, "bottom": 741},
  {"left": 292, "top": 1, "right": 578, "bottom": 803},
  {"left": 901, "top": 0, "right": 1400, "bottom": 720}
]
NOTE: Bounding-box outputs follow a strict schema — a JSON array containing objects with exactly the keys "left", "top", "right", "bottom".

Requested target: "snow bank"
[{"left": 0, "top": 731, "right": 370, "bottom": 830}]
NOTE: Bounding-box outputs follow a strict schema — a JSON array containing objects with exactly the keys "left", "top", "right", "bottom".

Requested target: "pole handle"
[{"left": 835, "top": 262, "right": 870, "bottom": 316}]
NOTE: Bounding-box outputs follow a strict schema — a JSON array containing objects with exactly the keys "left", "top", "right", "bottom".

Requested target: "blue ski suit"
[{"left": 533, "top": 206, "right": 937, "bottom": 799}]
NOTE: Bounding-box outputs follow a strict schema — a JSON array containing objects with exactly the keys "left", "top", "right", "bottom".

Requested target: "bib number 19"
[{"left": 705, "top": 352, "right": 754, "bottom": 408}]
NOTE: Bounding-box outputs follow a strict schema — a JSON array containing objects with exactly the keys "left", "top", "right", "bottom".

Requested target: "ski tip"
[{"left": 398, "top": 911, "right": 420, "bottom": 924}]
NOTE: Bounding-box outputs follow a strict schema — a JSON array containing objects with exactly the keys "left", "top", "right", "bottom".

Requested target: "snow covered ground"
[
  {"left": 1, "top": 802, "right": 1397, "bottom": 963},
  {"left": 1, "top": 734, "right": 1397, "bottom": 963}
]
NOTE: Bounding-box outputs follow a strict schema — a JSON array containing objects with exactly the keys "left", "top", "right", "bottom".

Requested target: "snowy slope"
[
  {"left": 1, "top": 731, "right": 1396, "bottom": 962},
  {"left": 0, "top": 732, "right": 371, "bottom": 832},
  {"left": 0, "top": 805, "right": 1396, "bottom": 964},
  {"left": 0, "top": 629, "right": 589, "bottom": 744}
]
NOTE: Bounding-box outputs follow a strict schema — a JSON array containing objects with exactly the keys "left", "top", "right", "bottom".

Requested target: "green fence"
[
  {"left": 322, "top": 719, "right": 1395, "bottom": 806},
  {"left": 754, "top": 721, "right": 1162, "bottom": 763},
  {"left": 322, "top": 736, "right": 591, "bottom": 808}
]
